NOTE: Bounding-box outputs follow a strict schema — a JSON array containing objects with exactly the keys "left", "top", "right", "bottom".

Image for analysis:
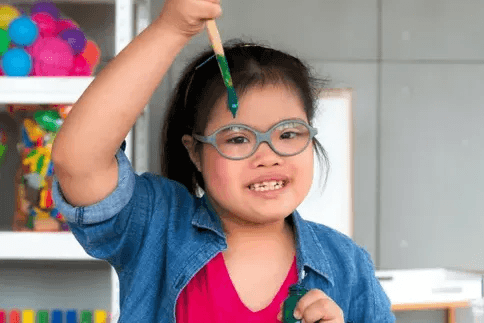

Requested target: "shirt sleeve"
[
  {"left": 52, "top": 143, "right": 135, "bottom": 225},
  {"left": 51, "top": 143, "right": 153, "bottom": 271},
  {"left": 348, "top": 247, "right": 396, "bottom": 323}
]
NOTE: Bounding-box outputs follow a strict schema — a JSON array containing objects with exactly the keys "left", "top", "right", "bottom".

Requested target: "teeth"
[{"left": 249, "top": 180, "right": 286, "bottom": 191}]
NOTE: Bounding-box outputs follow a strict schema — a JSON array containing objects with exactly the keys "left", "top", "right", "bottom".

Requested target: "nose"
[{"left": 250, "top": 141, "right": 283, "bottom": 167}]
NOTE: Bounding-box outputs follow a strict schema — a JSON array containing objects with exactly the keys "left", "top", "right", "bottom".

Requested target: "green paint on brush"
[{"left": 216, "top": 54, "right": 239, "bottom": 118}]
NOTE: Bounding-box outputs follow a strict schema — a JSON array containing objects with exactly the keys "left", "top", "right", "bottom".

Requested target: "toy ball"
[
  {"left": 8, "top": 16, "right": 39, "bottom": 46},
  {"left": 25, "top": 34, "right": 46, "bottom": 58},
  {"left": 59, "top": 28, "right": 86, "bottom": 55},
  {"left": 1, "top": 48, "right": 32, "bottom": 76},
  {"left": 31, "top": 12, "right": 56, "bottom": 38},
  {"left": 70, "top": 54, "right": 91, "bottom": 76},
  {"left": 0, "top": 28, "right": 10, "bottom": 55},
  {"left": 34, "top": 37, "right": 73, "bottom": 76},
  {"left": 31, "top": 1, "right": 59, "bottom": 20},
  {"left": 55, "top": 18, "right": 78, "bottom": 36},
  {"left": 0, "top": 5, "right": 20, "bottom": 30},
  {"left": 81, "top": 39, "right": 100, "bottom": 69}
]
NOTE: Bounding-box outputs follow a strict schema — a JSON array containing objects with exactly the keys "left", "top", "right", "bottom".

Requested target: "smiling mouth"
[{"left": 248, "top": 180, "right": 288, "bottom": 191}]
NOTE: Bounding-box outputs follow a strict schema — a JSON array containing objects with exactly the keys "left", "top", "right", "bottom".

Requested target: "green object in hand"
[{"left": 283, "top": 284, "right": 308, "bottom": 323}]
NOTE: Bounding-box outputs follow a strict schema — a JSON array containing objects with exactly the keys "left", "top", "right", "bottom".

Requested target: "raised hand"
[{"left": 157, "top": 0, "right": 222, "bottom": 39}]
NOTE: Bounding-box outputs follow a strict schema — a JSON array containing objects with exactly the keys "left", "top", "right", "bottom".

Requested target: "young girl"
[{"left": 51, "top": 0, "right": 395, "bottom": 322}]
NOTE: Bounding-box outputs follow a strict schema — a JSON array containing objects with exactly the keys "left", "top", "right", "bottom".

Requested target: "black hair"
[{"left": 161, "top": 38, "right": 330, "bottom": 196}]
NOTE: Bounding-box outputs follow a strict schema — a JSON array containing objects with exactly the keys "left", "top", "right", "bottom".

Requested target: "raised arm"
[{"left": 52, "top": 0, "right": 222, "bottom": 206}]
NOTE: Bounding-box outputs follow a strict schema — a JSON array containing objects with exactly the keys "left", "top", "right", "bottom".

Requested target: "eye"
[
  {"left": 227, "top": 136, "right": 249, "bottom": 144},
  {"left": 221, "top": 126, "right": 252, "bottom": 144},
  {"left": 280, "top": 131, "right": 298, "bottom": 139},
  {"left": 276, "top": 122, "right": 302, "bottom": 140}
]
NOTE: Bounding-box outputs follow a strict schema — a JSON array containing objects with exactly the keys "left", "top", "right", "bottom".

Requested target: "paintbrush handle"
[
  {"left": 206, "top": 20, "right": 224, "bottom": 56},
  {"left": 205, "top": 19, "right": 239, "bottom": 118}
]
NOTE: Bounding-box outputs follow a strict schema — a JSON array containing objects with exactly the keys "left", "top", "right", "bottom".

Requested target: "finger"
[
  {"left": 194, "top": 0, "right": 222, "bottom": 20},
  {"left": 277, "top": 302, "right": 283, "bottom": 322},
  {"left": 301, "top": 298, "right": 344, "bottom": 322},
  {"left": 293, "top": 289, "right": 329, "bottom": 318}
]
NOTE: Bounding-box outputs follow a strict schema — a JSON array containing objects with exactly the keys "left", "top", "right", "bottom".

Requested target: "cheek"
[
  {"left": 297, "top": 148, "right": 315, "bottom": 191},
  {"left": 202, "top": 149, "right": 240, "bottom": 194}
]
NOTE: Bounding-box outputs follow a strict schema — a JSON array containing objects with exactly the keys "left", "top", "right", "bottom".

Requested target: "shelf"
[
  {"left": 0, "top": 231, "right": 99, "bottom": 261},
  {"left": 8, "top": 0, "right": 119, "bottom": 4},
  {"left": 0, "top": 77, "right": 94, "bottom": 104},
  {"left": 392, "top": 301, "right": 470, "bottom": 311}
]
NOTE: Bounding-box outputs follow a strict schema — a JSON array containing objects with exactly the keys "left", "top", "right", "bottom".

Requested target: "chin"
[{"left": 249, "top": 205, "right": 296, "bottom": 220}]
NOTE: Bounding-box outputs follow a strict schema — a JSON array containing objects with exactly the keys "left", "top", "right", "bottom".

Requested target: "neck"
[
  {"left": 221, "top": 216, "right": 295, "bottom": 255},
  {"left": 223, "top": 218, "right": 296, "bottom": 262},
  {"left": 225, "top": 217, "right": 291, "bottom": 237},
  {"left": 204, "top": 194, "right": 295, "bottom": 247}
]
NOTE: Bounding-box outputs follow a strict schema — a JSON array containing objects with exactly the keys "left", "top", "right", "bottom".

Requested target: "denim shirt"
[{"left": 52, "top": 146, "right": 395, "bottom": 323}]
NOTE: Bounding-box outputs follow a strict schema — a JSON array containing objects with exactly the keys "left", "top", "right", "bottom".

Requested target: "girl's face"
[{"left": 187, "top": 84, "right": 314, "bottom": 233}]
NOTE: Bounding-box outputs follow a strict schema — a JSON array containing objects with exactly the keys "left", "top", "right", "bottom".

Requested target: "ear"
[{"left": 182, "top": 135, "right": 202, "bottom": 173}]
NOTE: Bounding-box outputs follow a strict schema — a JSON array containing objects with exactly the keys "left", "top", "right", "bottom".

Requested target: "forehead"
[{"left": 205, "top": 84, "right": 307, "bottom": 134}]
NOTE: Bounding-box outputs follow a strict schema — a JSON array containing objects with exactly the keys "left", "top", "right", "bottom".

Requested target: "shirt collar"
[{"left": 192, "top": 194, "right": 335, "bottom": 287}]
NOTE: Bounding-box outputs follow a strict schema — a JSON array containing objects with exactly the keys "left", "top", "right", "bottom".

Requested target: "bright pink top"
[{"left": 176, "top": 252, "right": 298, "bottom": 322}]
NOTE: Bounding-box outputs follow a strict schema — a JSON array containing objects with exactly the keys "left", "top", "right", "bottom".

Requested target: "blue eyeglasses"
[{"left": 192, "top": 119, "right": 318, "bottom": 160}]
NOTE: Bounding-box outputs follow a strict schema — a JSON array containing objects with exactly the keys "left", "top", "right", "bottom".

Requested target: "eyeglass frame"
[{"left": 192, "top": 119, "right": 318, "bottom": 160}]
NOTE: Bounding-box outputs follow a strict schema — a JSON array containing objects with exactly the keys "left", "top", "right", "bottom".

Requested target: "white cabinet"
[
  {"left": 0, "top": 232, "right": 120, "bottom": 320},
  {"left": 0, "top": 0, "right": 151, "bottom": 320}
]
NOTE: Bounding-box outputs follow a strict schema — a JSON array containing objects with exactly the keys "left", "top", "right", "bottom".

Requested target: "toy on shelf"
[
  {"left": 0, "top": 125, "right": 6, "bottom": 166},
  {"left": 0, "top": 1, "right": 101, "bottom": 76},
  {"left": 8, "top": 104, "right": 72, "bottom": 232},
  {"left": 0, "top": 308, "right": 111, "bottom": 323},
  {"left": 0, "top": 111, "right": 16, "bottom": 168}
]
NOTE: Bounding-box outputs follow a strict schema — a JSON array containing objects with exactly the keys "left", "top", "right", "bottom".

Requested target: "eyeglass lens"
[{"left": 214, "top": 122, "right": 311, "bottom": 158}]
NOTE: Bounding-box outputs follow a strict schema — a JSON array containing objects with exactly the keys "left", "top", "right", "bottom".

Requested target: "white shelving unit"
[
  {"left": 0, "top": 0, "right": 151, "bottom": 321},
  {"left": 0, "top": 232, "right": 98, "bottom": 261},
  {"left": 0, "top": 77, "right": 94, "bottom": 105}
]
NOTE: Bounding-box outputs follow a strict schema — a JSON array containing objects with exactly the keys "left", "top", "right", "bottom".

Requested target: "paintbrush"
[{"left": 206, "top": 19, "right": 239, "bottom": 118}]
